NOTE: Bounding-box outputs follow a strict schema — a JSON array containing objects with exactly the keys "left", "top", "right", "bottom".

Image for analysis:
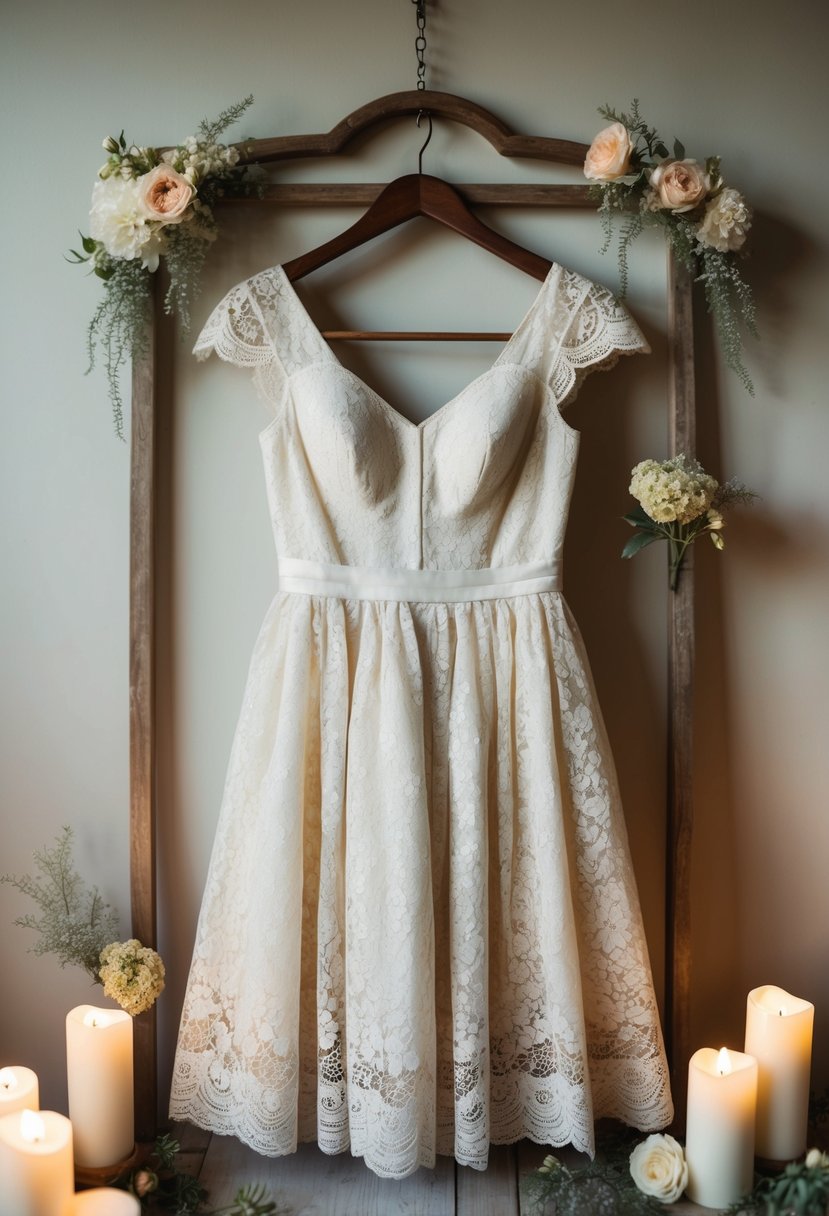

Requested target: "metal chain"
[{"left": 412, "top": 0, "right": 427, "bottom": 91}]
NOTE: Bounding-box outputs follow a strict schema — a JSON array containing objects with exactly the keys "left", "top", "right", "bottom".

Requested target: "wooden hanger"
[
  {"left": 276, "top": 96, "right": 567, "bottom": 342},
  {"left": 281, "top": 169, "right": 553, "bottom": 342}
]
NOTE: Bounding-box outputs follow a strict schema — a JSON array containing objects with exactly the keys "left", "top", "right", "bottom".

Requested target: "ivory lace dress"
[{"left": 169, "top": 262, "right": 673, "bottom": 1179}]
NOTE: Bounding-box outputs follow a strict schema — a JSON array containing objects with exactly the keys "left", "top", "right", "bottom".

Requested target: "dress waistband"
[{"left": 276, "top": 558, "right": 562, "bottom": 603}]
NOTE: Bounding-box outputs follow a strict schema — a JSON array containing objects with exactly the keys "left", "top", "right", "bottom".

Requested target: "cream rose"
[
  {"left": 696, "top": 187, "right": 751, "bottom": 252},
  {"left": 649, "top": 159, "right": 711, "bottom": 212},
  {"left": 630, "top": 1133, "right": 688, "bottom": 1204},
  {"left": 584, "top": 122, "right": 633, "bottom": 181},
  {"left": 139, "top": 164, "right": 194, "bottom": 222}
]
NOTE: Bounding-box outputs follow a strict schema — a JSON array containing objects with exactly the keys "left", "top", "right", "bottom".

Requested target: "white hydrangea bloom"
[
  {"left": 89, "top": 178, "right": 165, "bottom": 269},
  {"left": 99, "top": 938, "right": 166, "bottom": 1016},
  {"left": 630, "top": 455, "right": 718, "bottom": 524}
]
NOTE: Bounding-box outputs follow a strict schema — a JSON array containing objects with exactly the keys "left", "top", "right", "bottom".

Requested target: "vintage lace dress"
[{"left": 169, "top": 262, "right": 673, "bottom": 1179}]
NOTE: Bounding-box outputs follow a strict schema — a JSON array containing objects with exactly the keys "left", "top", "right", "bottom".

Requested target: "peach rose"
[
  {"left": 649, "top": 159, "right": 711, "bottom": 212},
  {"left": 139, "top": 165, "right": 194, "bottom": 222},
  {"left": 584, "top": 122, "right": 633, "bottom": 181}
]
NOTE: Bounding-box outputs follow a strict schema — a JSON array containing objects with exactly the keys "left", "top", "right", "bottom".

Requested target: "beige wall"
[{"left": 2, "top": 0, "right": 827, "bottom": 1127}]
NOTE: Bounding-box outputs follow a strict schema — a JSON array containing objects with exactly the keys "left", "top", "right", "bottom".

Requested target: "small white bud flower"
[{"left": 102, "top": 135, "right": 120, "bottom": 154}]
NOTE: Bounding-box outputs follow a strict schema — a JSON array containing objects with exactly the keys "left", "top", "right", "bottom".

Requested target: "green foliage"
[
  {"left": 162, "top": 224, "right": 215, "bottom": 334},
  {"left": 699, "top": 245, "right": 759, "bottom": 394},
  {"left": 522, "top": 1127, "right": 666, "bottom": 1216},
  {"left": 85, "top": 255, "right": 153, "bottom": 441},
  {"left": 598, "top": 99, "right": 669, "bottom": 162},
  {"left": 197, "top": 95, "right": 255, "bottom": 146},
  {"left": 1, "top": 826, "right": 121, "bottom": 980},
  {"left": 727, "top": 1159, "right": 829, "bottom": 1216},
  {"left": 211, "top": 1183, "right": 286, "bottom": 1215},
  {"left": 121, "top": 1136, "right": 287, "bottom": 1215}
]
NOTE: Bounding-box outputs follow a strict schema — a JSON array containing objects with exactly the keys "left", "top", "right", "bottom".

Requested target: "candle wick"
[{"left": 779, "top": 1009, "right": 783, "bottom": 1016}]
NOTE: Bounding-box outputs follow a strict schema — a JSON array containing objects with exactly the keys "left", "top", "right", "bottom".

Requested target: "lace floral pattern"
[{"left": 170, "top": 262, "right": 673, "bottom": 1178}]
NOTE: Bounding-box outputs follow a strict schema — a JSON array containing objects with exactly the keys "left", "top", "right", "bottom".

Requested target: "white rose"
[
  {"left": 89, "top": 178, "right": 164, "bottom": 269},
  {"left": 697, "top": 187, "right": 751, "bottom": 252},
  {"left": 630, "top": 1133, "right": 688, "bottom": 1204}
]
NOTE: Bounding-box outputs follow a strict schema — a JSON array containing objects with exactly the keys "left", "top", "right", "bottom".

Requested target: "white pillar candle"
[
  {"left": 66, "top": 1188, "right": 141, "bottom": 1215},
  {"left": 745, "top": 984, "right": 814, "bottom": 1161},
  {"left": 0, "top": 1067, "right": 39, "bottom": 1116},
  {"left": 0, "top": 1109, "right": 74, "bottom": 1216},
  {"left": 686, "top": 1046, "right": 758, "bottom": 1209},
  {"left": 66, "top": 1005, "right": 134, "bottom": 1168}
]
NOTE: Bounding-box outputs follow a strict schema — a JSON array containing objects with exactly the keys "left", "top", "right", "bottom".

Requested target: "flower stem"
[{"left": 668, "top": 531, "right": 692, "bottom": 591}]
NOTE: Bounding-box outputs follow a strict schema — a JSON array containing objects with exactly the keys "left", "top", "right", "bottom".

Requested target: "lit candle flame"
[
  {"left": 717, "top": 1046, "right": 732, "bottom": 1075},
  {"left": 83, "top": 1010, "right": 113, "bottom": 1029},
  {"left": 0, "top": 1068, "right": 18, "bottom": 1092},
  {"left": 20, "top": 1109, "right": 45, "bottom": 1143}
]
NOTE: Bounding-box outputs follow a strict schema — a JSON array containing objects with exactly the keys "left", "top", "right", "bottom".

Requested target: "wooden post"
[
  {"left": 665, "top": 250, "right": 696, "bottom": 1128},
  {"left": 129, "top": 293, "right": 158, "bottom": 1143}
]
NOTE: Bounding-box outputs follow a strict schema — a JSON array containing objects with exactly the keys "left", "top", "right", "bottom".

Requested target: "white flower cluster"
[
  {"left": 169, "top": 134, "right": 241, "bottom": 186},
  {"left": 697, "top": 186, "right": 752, "bottom": 253},
  {"left": 629, "top": 455, "right": 718, "bottom": 525},
  {"left": 89, "top": 178, "right": 167, "bottom": 269},
  {"left": 99, "top": 938, "right": 166, "bottom": 1016}
]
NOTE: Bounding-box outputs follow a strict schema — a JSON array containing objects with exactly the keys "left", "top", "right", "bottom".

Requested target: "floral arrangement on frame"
[
  {"left": 71, "top": 97, "right": 759, "bottom": 437},
  {"left": 584, "top": 100, "right": 758, "bottom": 393}
]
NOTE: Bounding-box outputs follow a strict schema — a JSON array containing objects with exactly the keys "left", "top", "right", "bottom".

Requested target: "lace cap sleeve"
[
  {"left": 549, "top": 275, "right": 650, "bottom": 408},
  {"left": 192, "top": 279, "right": 274, "bottom": 367}
]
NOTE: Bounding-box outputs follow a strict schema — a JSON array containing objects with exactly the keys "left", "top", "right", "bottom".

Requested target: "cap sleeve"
[
  {"left": 192, "top": 279, "right": 275, "bottom": 366},
  {"left": 548, "top": 275, "right": 650, "bottom": 409}
]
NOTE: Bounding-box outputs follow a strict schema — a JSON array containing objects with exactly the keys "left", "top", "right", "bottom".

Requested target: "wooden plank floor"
[{"left": 176, "top": 1124, "right": 710, "bottom": 1214}]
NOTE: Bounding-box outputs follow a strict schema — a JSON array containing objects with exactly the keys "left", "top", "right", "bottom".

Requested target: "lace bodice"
[{"left": 193, "top": 263, "right": 648, "bottom": 572}]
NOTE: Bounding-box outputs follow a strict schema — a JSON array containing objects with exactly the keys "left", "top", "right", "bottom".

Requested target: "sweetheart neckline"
[{"left": 266, "top": 262, "right": 565, "bottom": 433}]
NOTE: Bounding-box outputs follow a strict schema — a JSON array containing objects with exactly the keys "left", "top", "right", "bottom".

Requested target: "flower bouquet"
[
  {"left": 622, "top": 454, "right": 756, "bottom": 590},
  {"left": 1, "top": 826, "right": 164, "bottom": 1016},
  {"left": 69, "top": 98, "right": 261, "bottom": 439},
  {"left": 584, "top": 101, "right": 758, "bottom": 393}
]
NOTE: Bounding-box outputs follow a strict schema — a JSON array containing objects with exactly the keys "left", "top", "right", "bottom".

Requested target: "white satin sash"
[{"left": 276, "top": 557, "right": 562, "bottom": 603}]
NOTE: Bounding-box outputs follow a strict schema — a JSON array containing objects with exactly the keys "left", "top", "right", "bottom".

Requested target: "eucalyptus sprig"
[{"left": 585, "top": 99, "right": 758, "bottom": 393}]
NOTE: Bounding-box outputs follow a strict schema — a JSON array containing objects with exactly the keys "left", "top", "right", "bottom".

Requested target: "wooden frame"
[{"left": 129, "top": 91, "right": 695, "bottom": 1139}]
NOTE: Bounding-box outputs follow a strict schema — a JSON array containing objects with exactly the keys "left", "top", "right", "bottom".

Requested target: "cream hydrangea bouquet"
[
  {"left": 69, "top": 97, "right": 261, "bottom": 439},
  {"left": 584, "top": 101, "right": 758, "bottom": 393},
  {"left": 623, "top": 454, "right": 756, "bottom": 589},
  {"left": 1, "top": 827, "right": 164, "bottom": 1017}
]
